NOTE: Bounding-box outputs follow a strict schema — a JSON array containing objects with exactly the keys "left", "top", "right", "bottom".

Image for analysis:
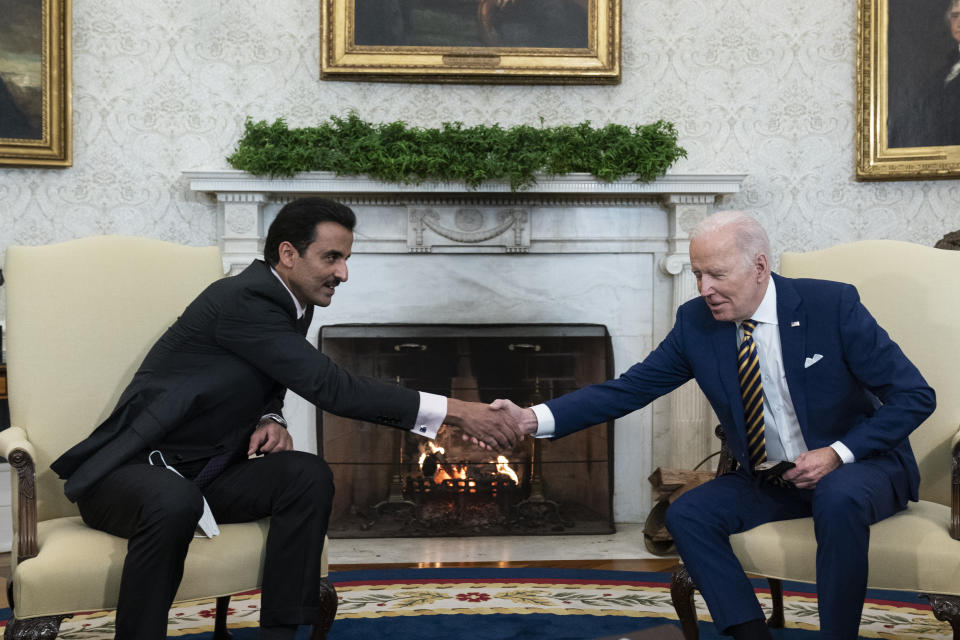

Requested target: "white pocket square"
[{"left": 804, "top": 354, "right": 824, "bottom": 368}]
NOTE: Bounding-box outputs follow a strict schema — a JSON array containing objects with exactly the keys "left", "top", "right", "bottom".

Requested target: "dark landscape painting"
[
  {"left": 354, "top": 0, "right": 589, "bottom": 49},
  {"left": 0, "top": 0, "right": 43, "bottom": 140}
]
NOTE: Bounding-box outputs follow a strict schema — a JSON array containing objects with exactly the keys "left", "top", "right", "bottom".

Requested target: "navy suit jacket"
[
  {"left": 546, "top": 273, "right": 936, "bottom": 504},
  {"left": 52, "top": 259, "right": 420, "bottom": 502}
]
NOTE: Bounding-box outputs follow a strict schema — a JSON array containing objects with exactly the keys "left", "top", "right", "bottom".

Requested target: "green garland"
[{"left": 227, "top": 114, "right": 686, "bottom": 191}]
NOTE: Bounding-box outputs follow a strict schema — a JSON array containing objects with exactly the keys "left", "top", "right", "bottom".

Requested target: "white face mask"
[{"left": 148, "top": 451, "right": 220, "bottom": 538}]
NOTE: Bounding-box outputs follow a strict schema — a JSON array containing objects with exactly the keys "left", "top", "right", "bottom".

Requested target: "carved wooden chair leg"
[
  {"left": 924, "top": 593, "right": 960, "bottom": 640},
  {"left": 3, "top": 614, "right": 69, "bottom": 640},
  {"left": 766, "top": 578, "right": 785, "bottom": 628},
  {"left": 670, "top": 564, "right": 700, "bottom": 640},
  {"left": 213, "top": 595, "right": 232, "bottom": 640},
  {"left": 310, "top": 578, "right": 339, "bottom": 640}
]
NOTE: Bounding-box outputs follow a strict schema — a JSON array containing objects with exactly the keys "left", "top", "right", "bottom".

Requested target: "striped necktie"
[{"left": 738, "top": 319, "right": 767, "bottom": 468}]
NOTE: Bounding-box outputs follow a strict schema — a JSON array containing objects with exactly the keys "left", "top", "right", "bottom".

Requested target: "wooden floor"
[{"left": 0, "top": 553, "right": 677, "bottom": 610}]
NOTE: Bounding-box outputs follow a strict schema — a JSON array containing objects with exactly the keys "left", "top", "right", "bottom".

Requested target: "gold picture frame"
[
  {"left": 857, "top": 0, "right": 960, "bottom": 179},
  {"left": 0, "top": 0, "right": 72, "bottom": 168},
  {"left": 321, "top": 0, "right": 620, "bottom": 84}
]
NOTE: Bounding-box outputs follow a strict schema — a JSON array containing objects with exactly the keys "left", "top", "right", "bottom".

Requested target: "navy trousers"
[
  {"left": 77, "top": 450, "right": 334, "bottom": 640},
  {"left": 665, "top": 461, "right": 906, "bottom": 639}
]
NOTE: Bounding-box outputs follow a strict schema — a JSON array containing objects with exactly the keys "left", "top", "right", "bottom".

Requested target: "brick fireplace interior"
[{"left": 318, "top": 324, "right": 614, "bottom": 537}]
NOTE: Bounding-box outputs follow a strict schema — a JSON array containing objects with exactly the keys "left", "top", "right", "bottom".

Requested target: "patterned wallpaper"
[{"left": 1, "top": 0, "right": 958, "bottom": 320}]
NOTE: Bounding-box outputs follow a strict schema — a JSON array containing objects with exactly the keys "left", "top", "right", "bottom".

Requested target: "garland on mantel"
[{"left": 227, "top": 114, "right": 686, "bottom": 191}]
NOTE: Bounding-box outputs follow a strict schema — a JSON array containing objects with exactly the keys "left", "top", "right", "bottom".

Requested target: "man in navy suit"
[{"left": 493, "top": 211, "right": 935, "bottom": 639}]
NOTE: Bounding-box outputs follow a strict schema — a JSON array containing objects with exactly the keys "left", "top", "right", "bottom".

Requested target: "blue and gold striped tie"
[{"left": 738, "top": 319, "right": 767, "bottom": 468}]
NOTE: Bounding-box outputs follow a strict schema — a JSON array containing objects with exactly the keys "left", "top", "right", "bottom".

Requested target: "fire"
[
  {"left": 496, "top": 456, "right": 519, "bottom": 484},
  {"left": 432, "top": 464, "right": 468, "bottom": 484},
  {"left": 418, "top": 441, "right": 446, "bottom": 468},
  {"left": 416, "top": 441, "right": 520, "bottom": 488}
]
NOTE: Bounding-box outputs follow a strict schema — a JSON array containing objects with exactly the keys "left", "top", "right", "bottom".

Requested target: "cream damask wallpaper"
[{"left": 1, "top": 0, "right": 958, "bottom": 317}]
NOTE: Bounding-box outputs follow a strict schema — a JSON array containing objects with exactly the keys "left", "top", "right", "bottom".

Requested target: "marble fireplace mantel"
[
  {"left": 185, "top": 170, "right": 744, "bottom": 271},
  {"left": 186, "top": 170, "right": 745, "bottom": 523}
]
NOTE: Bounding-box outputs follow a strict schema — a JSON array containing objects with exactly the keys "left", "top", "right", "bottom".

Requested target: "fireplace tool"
[{"left": 511, "top": 368, "right": 573, "bottom": 530}]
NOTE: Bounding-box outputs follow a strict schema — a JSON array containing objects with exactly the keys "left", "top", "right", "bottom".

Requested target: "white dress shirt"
[
  {"left": 532, "top": 278, "right": 854, "bottom": 464},
  {"left": 269, "top": 267, "right": 445, "bottom": 438},
  {"left": 740, "top": 279, "right": 806, "bottom": 462}
]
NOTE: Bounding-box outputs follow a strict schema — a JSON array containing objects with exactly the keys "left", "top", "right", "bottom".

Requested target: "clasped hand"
[{"left": 449, "top": 398, "right": 539, "bottom": 451}]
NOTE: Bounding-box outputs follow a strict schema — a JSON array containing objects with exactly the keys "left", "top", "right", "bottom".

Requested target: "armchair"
[
  {"left": 1, "top": 236, "right": 336, "bottom": 639},
  {"left": 670, "top": 239, "right": 960, "bottom": 638}
]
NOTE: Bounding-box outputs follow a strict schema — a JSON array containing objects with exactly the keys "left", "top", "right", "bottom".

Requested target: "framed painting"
[
  {"left": 321, "top": 0, "right": 620, "bottom": 84},
  {"left": 0, "top": 0, "right": 72, "bottom": 168},
  {"left": 858, "top": 0, "right": 960, "bottom": 179}
]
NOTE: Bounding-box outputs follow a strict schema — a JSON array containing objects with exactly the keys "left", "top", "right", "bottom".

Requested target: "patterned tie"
[
  {"left": 738, "top": 319, "right": 767, "bottom": 469},
  {"left": 193, "top": 452, "right": 232, "bottom": 489}
]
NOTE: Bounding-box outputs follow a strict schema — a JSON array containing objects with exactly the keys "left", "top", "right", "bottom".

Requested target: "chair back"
[
  {"left": 780, "top": 240, "right": 960, "bottom": 506},
  {"left": 4, "top": 236, "right": 223, "bottom": 522}
]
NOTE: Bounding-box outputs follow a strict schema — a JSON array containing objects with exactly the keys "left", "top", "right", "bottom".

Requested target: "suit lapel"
[
  {"left": 248, "top": 260, "right": 305, "bottom": 325},
  {"left": 773, "top": 274, "right": 809, "bottom": 435},
  {"left": 711, "top": 320, "right": 747, "bottom": 454}
]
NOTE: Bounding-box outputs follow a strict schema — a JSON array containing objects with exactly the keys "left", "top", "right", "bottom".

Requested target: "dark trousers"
[
  {"left": 77, "top": 450, "right": 334, "bottom": 640},
  {"left": 665, "top": 462, "right": 905, "bottom": 640}
]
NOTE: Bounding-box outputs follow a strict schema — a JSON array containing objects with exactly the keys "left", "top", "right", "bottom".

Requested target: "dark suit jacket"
[
  {"left": 545, "top": 274, "right": 936, "bottom": 505},
  {"left": 52, "top": 259, "right": 420, "bottom": 502}
]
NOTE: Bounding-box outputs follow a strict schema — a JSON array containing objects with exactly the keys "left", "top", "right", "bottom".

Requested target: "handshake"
[{"left": 444, "top": 398, "right": 539, "bottom": 451}]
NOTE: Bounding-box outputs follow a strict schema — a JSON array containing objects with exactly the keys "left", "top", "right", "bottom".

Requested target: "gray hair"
[{"left": 690, "top": 210, "right": 771, "bottom": 267}]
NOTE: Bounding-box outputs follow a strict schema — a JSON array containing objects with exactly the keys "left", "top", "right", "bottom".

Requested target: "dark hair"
[{"left": 264, "top": 197, "right": 356, "bottom": 266}]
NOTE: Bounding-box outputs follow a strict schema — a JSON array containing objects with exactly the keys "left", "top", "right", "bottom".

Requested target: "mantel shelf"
[{"left": 185, "top": 170, "right": 745, "bottom": 200}]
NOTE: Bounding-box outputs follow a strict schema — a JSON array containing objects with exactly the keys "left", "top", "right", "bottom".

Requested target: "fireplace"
[
  {"left": 318, "top": 324, "right": 614, "bottom": 537},
  {"left": 187, "top": 170, "right": 745, "bottom": 524}
]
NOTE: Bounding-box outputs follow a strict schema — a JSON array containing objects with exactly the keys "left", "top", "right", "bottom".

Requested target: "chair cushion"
[
  {"left": 13, "top": 516, "right": 269, "bottom": 618},
  {"left": 730, "top": 500, "right": 959, "bottom": 595}
]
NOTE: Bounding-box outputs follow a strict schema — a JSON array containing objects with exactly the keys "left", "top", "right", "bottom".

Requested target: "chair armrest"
[
  {"left": 0, "top": 427, "right": 36, "bottom": 461},
  {"left": 714, "top": 424, "right": 738, "bottom": 477},
  {"left": 0, "top": 427, "right": 40, "bottom": 562},
  {"left": 952, "top": 426, "right": 960, "bottom": 540}
]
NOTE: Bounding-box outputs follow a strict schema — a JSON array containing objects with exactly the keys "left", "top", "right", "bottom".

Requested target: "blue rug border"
[{"left": 328, "top": 567, "right": 930, "bottom": 607}]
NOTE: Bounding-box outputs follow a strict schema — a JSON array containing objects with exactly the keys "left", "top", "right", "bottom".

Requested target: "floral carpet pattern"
[{"left": 6, "top": 569, "right": 952, "bottom": 639}]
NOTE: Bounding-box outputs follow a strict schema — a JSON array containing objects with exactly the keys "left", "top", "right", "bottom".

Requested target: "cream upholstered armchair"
[
  {"left": 670, "top": 240, "right": 960, "bottom": 638},
  {"left": 0, "top": 236, "right": 336, "bottom": 639}
]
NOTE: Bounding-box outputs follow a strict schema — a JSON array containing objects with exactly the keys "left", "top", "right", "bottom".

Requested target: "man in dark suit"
[
  {"left": 52, "top": 197, "right": 521, "bottom": 640},
  {"left": 493, "top": 211, "right": 935, "bottom": 639}
]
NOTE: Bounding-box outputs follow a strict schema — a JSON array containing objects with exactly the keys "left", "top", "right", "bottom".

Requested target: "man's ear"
[
  {"left": 276, "top": 241, "right": 298, "bottom": 268},
  {"left": 755, "top": 253, "right": 769, "bottom": 279}
]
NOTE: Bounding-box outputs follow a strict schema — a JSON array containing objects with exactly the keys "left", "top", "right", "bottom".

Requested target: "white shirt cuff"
[
  {"left": 412, "top": 391, "right": 446, "bottom": 439},
  {"left": 531, "top": 403, "right": 555, "bottom": 438},
  {"left": 830, "top": 441, "right": 855, "bottom": 464}
]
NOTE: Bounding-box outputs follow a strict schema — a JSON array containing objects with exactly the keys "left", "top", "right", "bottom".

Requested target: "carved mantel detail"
[{"left": 408, "top": 207, "right": 530, "bottom": 253}]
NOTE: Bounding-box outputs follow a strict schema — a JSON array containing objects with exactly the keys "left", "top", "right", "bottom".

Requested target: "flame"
[
  {"left": 433, "top": 464, "right": 468, "bottom": 484},
  {"left": 417, "top": 441, "right": 446, "bottom": 468},
  {"left": 416, "top": 442, "right": 519, "bottom": 489},
  {"left": 496, "top": 455, "right": 519, "bottom": 484}
]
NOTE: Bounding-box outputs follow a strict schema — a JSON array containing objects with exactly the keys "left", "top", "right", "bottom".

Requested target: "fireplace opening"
[{"left": 318, "top": 324, "right": 614, "bottom": 537}]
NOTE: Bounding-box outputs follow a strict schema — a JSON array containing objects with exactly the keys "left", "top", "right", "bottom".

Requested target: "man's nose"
[{"left": 336, "top": 261, "right": 349, "bottom": 283}]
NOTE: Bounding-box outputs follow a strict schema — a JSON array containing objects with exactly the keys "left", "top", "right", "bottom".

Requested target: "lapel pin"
[{"left": 791, "top": 321, "right": 800, "bottom": 327}]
